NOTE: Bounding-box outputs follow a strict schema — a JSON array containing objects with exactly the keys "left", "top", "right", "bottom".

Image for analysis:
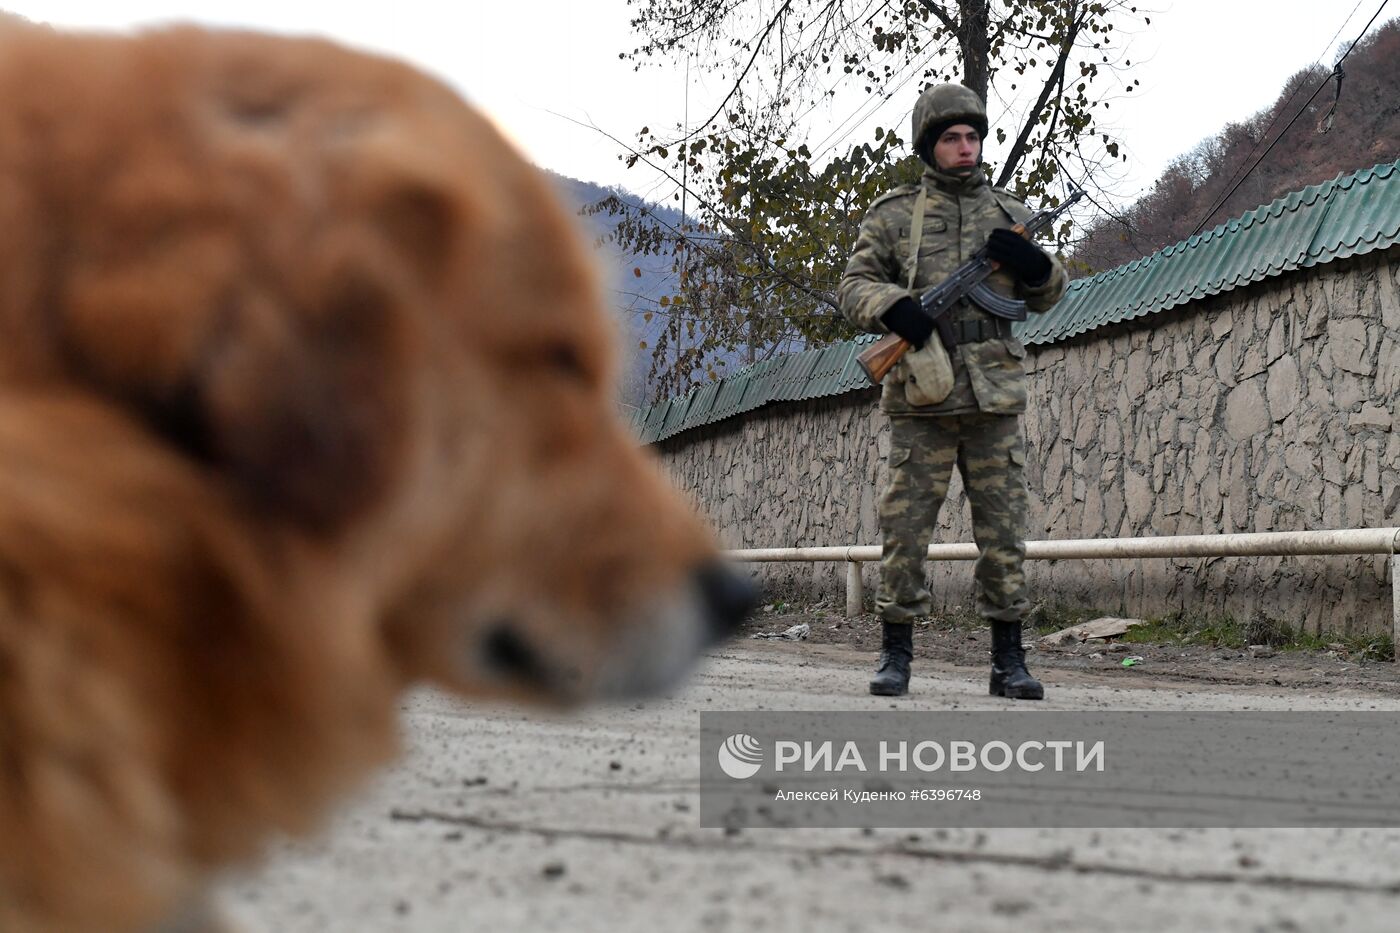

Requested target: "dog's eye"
[
  {"left": 540, "top": 342, "right": 588, "bottom": 381},
  {"left": 504, "top": 341, "right": 593, "bottom": 384}
]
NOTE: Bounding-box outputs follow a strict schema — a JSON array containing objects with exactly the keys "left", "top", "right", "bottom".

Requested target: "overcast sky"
[{"left": 5, "top": 1, "right": 1390, "bottom": 211}]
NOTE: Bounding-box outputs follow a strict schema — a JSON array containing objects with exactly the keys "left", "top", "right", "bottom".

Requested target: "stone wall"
[{"left": 656, "top": 248, "right": 1400, "bottom": 634}]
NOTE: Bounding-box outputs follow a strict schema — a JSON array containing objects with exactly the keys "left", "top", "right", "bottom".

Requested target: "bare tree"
[{"left": 605, "top": 0, "right": 1148, "bottom": 399}]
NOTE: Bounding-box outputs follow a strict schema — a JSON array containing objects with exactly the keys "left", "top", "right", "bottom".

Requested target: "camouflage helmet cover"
[{"left": 911, "top": 83, "right": 988, "bottom": 165}]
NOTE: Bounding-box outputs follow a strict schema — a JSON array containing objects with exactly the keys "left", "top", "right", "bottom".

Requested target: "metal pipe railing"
[{"left": 728, "top": 528, "right": 1400, "bottom": 656}]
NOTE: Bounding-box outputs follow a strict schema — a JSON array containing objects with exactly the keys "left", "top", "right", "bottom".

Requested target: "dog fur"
[{"left": 0, "top": 22, "right": 728, "bottom": 932}]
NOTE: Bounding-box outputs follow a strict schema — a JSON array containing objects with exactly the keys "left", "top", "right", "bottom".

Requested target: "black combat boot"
[
  {"left": 869, "top": 622, "right": 914, "bottom": 696},
  {"left": 989, "top": 621, "right": 1044, "bottom": 700}
]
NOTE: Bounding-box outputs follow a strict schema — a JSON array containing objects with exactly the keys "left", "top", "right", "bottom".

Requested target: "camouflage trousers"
[{"left": 877, "top": 412, "right": 1030, "bottom": 625}]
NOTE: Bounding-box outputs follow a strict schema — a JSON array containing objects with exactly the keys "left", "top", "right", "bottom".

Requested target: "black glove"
[
  {"left": 986, "top": 228, "right": 1052, "bottom": 286},
  {"left": 880, "top": 296, "right": 933, "bottom": 348}
]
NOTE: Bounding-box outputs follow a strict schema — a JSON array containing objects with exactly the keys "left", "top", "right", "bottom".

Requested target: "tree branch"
[
  {"left": 995, "top": 7, "right": 1079, "bottom": 187},
  {"left": 681, "top": 0, "right": 797, "bottom": 142},
  {"left": 910, "top": 0, "right": 958, "bottom": 34}
]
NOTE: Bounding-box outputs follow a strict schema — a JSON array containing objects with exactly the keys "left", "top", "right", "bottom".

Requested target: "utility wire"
[
  {"left": 1317, "top": 0, "right": 1370, "bottom": 63},
  {"left": 805, "top": 36, "right": 952, "bottom": 161},
  {"left": 1187, "top": 0, "right": 1391, "bottom": 238},
  {"left": 1182, "top": 0, "right": 1368, "bottom": 237},
  {"left": 1185, "top": 73, "right": 1337, "bottom": 238}
]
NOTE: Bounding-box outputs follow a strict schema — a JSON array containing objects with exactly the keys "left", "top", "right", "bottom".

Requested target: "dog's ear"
[
  {"left": 193, "top": 255, "right": 414, "bottom": 531},
  {"left": 56, "top": 170, "right": 457, "bottom": 532},
  {"left": 371, "top": 179, "right": 456, "bottom": 291}
]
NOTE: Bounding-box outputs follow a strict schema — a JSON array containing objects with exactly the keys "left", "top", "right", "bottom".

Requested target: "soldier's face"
[{"left": 932, "top": 125, "right": 981, "bottom": 172}]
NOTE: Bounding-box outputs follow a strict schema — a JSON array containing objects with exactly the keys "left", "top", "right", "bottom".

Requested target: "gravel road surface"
[{"left": 224, "top": 639, "right": 1400, "bottom": 932}]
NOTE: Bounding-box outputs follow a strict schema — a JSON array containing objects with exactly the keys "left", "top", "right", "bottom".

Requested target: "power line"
[
  {"left": 805, "top": 37, "right": 952, "bottom": 162},
  {"left": 1090, "top": 0, "right": 1374, "bottom": 258},
  {"left": 1338, "top": 0, "right": 1392, "bottom": 63},
  {"left": 1187, "top": 0, "right": 1391, "bottom": 238},
  {"left": 1318, "top": 0, "right": 1370, "bottom": 60},
  {"left": 1177, "top": 0, "right": 1366, "bottom": 236}
]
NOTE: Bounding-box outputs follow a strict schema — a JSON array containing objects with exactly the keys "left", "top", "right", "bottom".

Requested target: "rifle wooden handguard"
[{"left": 856, "top": 333, "right": 910, "bottom": 384}]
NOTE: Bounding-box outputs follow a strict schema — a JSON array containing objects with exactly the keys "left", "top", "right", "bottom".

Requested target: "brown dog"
[{"left": 0, "top": 21, "right": 751, "bottom": 932}]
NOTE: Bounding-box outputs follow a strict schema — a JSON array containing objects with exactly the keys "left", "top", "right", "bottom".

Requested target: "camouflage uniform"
[{"left": 837, "top": 84, "right": 1066, "bottom": 652}]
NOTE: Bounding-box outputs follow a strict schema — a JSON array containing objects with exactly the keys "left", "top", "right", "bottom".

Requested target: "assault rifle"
[{"left": 855, "top": 188, "right": 1084, "bottom": 385}]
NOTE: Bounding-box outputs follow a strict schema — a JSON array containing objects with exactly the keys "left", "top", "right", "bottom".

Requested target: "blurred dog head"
[
  {"left": 0, "top": 23, "right": 751, "bottom": 932},
  {"left": 0, "top": 24, "right": 750, "bottom": 703}
]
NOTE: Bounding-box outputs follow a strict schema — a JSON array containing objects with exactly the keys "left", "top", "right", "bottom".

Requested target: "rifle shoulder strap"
[{"left": 906, "top": 185, "right": 927, "bottom": 290}]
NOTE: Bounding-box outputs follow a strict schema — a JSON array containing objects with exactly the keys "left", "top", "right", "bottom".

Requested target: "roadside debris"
[
  {"left": 1121, "top": 656, "right": 1145, "bottom": 668},
  {"left": 1039, "top": 617, "right": 1147, "bottom": 647},
  {"left": 751, "top": 622, "right": 811, "bottom": 641}
]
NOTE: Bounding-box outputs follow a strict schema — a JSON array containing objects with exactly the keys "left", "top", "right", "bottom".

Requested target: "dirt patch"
[{"left": 739, "top": 609, "right": 1400, "bottom": 696}]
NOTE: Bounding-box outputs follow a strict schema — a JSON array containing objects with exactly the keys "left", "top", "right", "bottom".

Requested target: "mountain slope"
[
  {"left": 1072, "top": 18, "right": 1400, "bottom": 274},
  {"left": 547, "top": 173, "right": 685, "bottom": 404}
]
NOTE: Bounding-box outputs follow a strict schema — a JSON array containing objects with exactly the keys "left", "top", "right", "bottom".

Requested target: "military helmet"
[{"left": 912, "top": 83, "right": 988, "bottom": 166}]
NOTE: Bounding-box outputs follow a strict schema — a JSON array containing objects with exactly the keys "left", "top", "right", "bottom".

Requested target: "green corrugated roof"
[
  {"left": 633, "top": 158, "right": 1400, "bottom": 444},
  {"left": 1022, "top": 157, "right": 1400, "bottom": 344}
]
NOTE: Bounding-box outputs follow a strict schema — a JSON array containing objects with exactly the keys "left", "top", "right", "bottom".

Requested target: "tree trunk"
[{"left": 957, "top": 0, "right": 991, "bottom": 101}]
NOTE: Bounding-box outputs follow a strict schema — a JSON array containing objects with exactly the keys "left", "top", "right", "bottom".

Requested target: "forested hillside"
[
  {"left": 1072, "top": 18, "right": 1399, "bottom": 274},
  {"left": 548, "top": 173, "right": 683, "bottom": 405}
]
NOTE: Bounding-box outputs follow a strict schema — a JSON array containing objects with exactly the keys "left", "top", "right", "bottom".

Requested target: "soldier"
[{"left": 837, "top": 83, "right": 1067, "bottom": 699}]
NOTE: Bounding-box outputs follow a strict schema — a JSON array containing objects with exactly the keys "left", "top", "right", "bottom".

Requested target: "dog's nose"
[
  {"left": 482, "top": 623, "right": 552, "bottom": 687},
  {"left": 694, "top": 560, "right": 757, "bottom": 642}
]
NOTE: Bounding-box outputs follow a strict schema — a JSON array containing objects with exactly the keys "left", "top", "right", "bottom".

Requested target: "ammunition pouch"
[
  {"left": 901, "top": 338, "right": 954, "bottom": 407},
  {"left": 949, "top": 316, "right": 1014, "bottom": 344}
]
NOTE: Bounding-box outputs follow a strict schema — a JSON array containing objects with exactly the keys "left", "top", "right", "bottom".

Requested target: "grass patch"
[
  {"left": 785, "top": 595, "right": 1396, "bottom": 663},
  {"left": 920, "top": 604, "right": 984, "bottom": 632},
  {"left": 1118, "top": 609, "right": 1395, "bottom": 662}
]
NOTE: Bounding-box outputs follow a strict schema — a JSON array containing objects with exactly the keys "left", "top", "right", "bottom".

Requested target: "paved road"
[{"left": 224, "top": 641, "right": 1400, "bottom": 932}]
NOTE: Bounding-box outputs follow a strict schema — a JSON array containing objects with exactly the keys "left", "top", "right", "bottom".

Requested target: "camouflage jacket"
[{"left": 837, "top": 165, "right": 1067, "bottom": 416}]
